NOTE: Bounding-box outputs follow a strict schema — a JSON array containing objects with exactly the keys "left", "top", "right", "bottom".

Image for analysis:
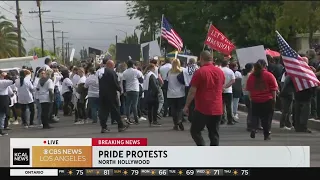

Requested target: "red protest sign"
[{"left": 204, "top": 25, "right": 235, "bottom": 55}]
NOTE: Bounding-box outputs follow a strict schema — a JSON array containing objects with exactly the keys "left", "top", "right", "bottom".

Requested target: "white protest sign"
[
  {"left": 29, "top": 56, "right": 50, "bottom": 72},
  {"left": 236, "top": 45, "right": 267, "bottom": 68},
  {"left": 69, "top": 48, "right": 75, "bottom": 62},
  {"left": 141, "top": 40, "right": 162, "bottom": 58}
]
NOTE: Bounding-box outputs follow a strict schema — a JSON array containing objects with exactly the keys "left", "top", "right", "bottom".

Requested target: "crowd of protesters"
[{"left": 0, "top": 49, "right": 319, "bottom": 146}]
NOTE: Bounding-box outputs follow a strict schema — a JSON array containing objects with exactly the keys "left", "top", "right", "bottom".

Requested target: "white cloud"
[{"left": 0, "top": 1, "right": 141, "bottom": 58}]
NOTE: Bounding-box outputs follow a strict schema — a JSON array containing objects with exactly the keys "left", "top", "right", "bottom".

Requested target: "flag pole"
[
  {"left": 159, "top": 14, "right": 164, "bottom": 49},
  {"left": 203, "top": 22, "right": 212, "bottom": 51}
]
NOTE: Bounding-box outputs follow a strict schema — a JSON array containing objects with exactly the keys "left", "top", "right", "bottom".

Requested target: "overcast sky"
[{"left": 0, "top": 1, "right": 140, "bottom": 58}]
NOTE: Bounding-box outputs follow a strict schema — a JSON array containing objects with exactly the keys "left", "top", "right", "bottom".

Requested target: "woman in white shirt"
[
  {"left": 229, "top": 61, "right": 242, "bottom": 120},
  {"left": 33, "top": 67, "right": 42, "bottom": 127},
  {"left": 16, "top": 69, "right": 35, "bottom": 128},
  {"left": 36, "top": 69, "right": 54, "bottom": 129},
  {"left": 84, "top": 68, "right": 99, "bottom": 123},
  {"left": 167, "top": 59, "right": 185, "bottom": 131},
  {"left": 143, "top": 64, "right": 161, "bottom": 126},
  {"left": 61, "top": 70, "right": 73, "bottom": 116},
  {"left": 116, "top": 63, "right": 127, "bottom": 116},
  {"left": 74, "top": 67, "right": 87, "bottom": 124},
  {"left": 52, "top": 65, "right": 62, "bottom": 121}
]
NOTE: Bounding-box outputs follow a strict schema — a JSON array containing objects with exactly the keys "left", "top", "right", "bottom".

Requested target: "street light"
[{"left": 116, "top": 29, "right": 127, "bottom": 42}]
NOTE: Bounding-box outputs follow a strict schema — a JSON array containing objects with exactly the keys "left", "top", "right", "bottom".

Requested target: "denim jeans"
[
  {"left": 88, "top": 97, "right": 99, "bottom": 122},
  {"left": 125, "top": 91, "right": 139, "bottom": 122},
  {"left": 157, "top": 88, "right": 164, "bottom": 114},
  {"left": 0, "top": 112, "right": 5, "bottom": 129},
  {"left": 232, "top": 98, "right": 240, "bottom": 116},
  {"left": 35, "top": 99, "right": 42, "bottom": 125}
]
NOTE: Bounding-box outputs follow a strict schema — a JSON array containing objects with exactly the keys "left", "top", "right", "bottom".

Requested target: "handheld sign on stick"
[{"left": 174, "top": 51, "right": 178, "bottom": 59}]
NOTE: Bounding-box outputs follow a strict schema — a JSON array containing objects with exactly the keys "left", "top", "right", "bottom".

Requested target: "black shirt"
[{"left": 98, "top": 67, "right": 121, "bottom": 100}]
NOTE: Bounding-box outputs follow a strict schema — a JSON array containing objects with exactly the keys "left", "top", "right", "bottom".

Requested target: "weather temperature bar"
[{"left": 56, "top": 168, "right": 250, "bottom": 176}]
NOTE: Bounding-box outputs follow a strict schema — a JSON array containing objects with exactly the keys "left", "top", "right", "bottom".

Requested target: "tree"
[
  {"left": 0, "top": 15, "right": 26, "bottom": 58},
  {"left": 123, "top": 33, "right": 139, "bottom": 44},
  {"left": 276, "top": 1, "right": 320, "bottom": 48},
  {"left": 139, "top": 30, "right": 152, "bottom": 44},
  {"left": 28, "top": 47, "right": 54, "bottom": 58},
  {"left": 107, "top": 44, "right": 116, "bottom": 59},
  {"left": 237, "top": 1, "right": 283, "bottom": 50}
]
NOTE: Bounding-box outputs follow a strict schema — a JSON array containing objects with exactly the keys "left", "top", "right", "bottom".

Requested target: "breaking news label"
[{"left": 10, "top": 138, "right": 310, "bottom": 175}]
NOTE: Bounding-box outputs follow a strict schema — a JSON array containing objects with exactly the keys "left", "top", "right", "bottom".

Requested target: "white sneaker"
[
  {"left": 12, "top": 120, "right": 19, "bottom": 125},
  {"left": 74, "top": 121, "right": 84, "bottom": 125},
  {"left": 84, "top": 119, "right": 89, "bottom": 124},
  {"left": 38, "top": 124, "right": 43, "bottom": 128},
  {"left": 53, "top": 116, "right": 59, "bottom": 121},
  {"left": 139, "top": 117, "right": 147, "bottom": 121},
  {"left": 234, "top": 114, "right": 239, "bottom": 120},
  {"left": 24, "top": 125, "right": 28, "bottom": 129},
  {"left": 280, "top": 126, "right": 292, "bottom": 130}
]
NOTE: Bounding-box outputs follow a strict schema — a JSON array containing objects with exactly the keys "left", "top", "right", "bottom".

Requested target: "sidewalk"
[{"left": 238, "top": 104, "right": 320, "bottom": 130}]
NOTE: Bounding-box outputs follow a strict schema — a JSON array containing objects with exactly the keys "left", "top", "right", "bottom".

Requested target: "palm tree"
[{"left": 0, "top": 15, "right": 26, "bottom": 58}]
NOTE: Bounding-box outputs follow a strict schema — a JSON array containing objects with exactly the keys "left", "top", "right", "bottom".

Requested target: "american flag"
[
  {"left": 276, "top": 31, "right": 320, "bottom": 91},
  {"left": 33, "top": 50, "right": 38, "bottom": 60},
  {"left": 161, "top": 17, "right": 183, "bottom": 51}
]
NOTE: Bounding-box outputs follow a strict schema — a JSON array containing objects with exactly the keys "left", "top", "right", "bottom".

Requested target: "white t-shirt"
[
  {"left": 96, "top": 67, "right": 105, "bottom": 79},
  {"left": 154, "top": 66, "right": 159, "bottom": 78},
  {"left": 159, "top": 63, "right": 172, "bottom": 81},
  {"left": 71, "top": 74, "right": 80, "bottom": 87},
  {"left": 221, "top": 67, "right": 235, "bottom": 93},
  {"left": 15, "top": 77, "right": 34, "bottom": 104},
  {"left": 61, "top": 78, "right": 73, "bottom": 95},
  {"left": 281, "top": 73, "right": 286, "bottom": 83},
  {"left": 53, "top": 72, "right": 62, "bottom": 87},
  {"left": 117, "top": 72, "right": 124, "bottom": 94},
  {"left": 42, "top": 64, "right": 52, "bottom": 71},
  {"left": 122, "top": 68, "right": 143, "bottom": 92},
  {"left": 37, "top": 79, "right": 54, "bottom": 103},
  {"left": 167, "top": 71, "right": 185, "bottom": 98},
  {"left": 33, "top": 77, "right": 40, "bottom": 100},
  {"left": 84, "top": 74, "right": 99, "bottom": 98},
  {"left": 234, "top": 71, "right": 242, "bottom": 79}
]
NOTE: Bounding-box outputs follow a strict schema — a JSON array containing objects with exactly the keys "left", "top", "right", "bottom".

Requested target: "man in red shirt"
[{"left": 183, "top": 51, "right": 225, "bottom": 146}]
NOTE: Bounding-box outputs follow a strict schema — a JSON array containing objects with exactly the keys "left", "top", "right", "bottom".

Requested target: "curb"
[{"left": 238, "top": 104, "right": 320, "bottom": 131}]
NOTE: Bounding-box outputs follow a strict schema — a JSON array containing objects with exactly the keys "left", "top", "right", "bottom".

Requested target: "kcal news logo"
[{"left": 13, "top": 148, "right": 30, "bottom": 165}]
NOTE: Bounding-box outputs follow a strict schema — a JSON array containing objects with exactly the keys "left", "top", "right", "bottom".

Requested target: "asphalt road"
[{"left": 1, "top": 111, "right": 320, "bottom": 167}]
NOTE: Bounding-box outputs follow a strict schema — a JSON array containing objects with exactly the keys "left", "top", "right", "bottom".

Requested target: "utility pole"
[
  {"left": 57, "top": 31, "right": 68, "bottom": 64},
  {"left": 65, "top": 43, "right": 68, "bottom": 63},
  {"left": 29, "top": 1, "right": 50, "bottom": 57},
  {"left": 45, "top": 21, "right": 61, "bottom": 55},
  {"left": 115, "top": 35, "right": 118, "bottom": 57},
  {"left": 15, "top": 0, "right": 22, "bottom": 57}
]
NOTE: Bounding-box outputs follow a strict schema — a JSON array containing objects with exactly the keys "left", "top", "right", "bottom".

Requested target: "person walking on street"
[
  {"left": 220, "top": 60, "right": 236, "bottom": 125},
  {"left": 98, "top": 60, "right": 128, "bottom": 133},
  {"left": 184, "top": 51, "right": 225, "bottom": 146},
  {"left": 246, "top": 59, "right": 278, "bottom": 140}
]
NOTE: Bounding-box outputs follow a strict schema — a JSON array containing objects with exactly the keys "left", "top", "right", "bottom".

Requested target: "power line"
[
  {"left": 89, "top": 21, "right": 137, "bottom": 27},
  {"left": 41, "top": 15, "right": 127, "bottom": 21},
  {"left": 0, "top": 5, "right": 15, "bottom": 15},
  {"left": 51, "top": 10, "right": 127, "bottom": 17},
  {"left": 1, "top": 1, "right": 14, "bottom": 9},
  {"left": 21, "top": 23, "right": 41, "bottom": 40}
]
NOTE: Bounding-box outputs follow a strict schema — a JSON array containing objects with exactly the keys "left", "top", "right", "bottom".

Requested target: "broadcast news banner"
[{"left": 8, "top": 138, "right": 311, "bottom": 177}]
